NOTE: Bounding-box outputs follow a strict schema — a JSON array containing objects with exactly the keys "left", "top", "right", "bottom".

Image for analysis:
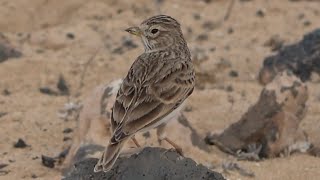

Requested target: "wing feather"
[{"left": 110, "top": 55, "right": 194, "bottom": 143}]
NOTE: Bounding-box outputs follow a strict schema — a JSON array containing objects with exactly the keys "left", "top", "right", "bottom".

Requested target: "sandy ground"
[{"left": 0, "top": 0, "right": 320, "bottom": 179}]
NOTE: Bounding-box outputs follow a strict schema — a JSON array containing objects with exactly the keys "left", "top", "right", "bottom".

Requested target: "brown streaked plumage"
[{"left": 94, "top": 15, "right": 195, "bottom": 172}]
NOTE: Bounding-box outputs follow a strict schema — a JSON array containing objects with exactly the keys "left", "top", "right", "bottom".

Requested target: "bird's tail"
[{"left": 94, "top": 139, "right": 127, "bottom": 172}]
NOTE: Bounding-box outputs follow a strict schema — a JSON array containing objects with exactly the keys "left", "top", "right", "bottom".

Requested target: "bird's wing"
[{"left": 110, "top": 56, "right": 195, "bottom": 144}]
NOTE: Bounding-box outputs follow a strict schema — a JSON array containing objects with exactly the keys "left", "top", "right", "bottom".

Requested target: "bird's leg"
[
  {"left": 131, "top": 136, "right": 141, "bottom": 148},
  {"left": 156, "top": 123, "right": 184, "bottom": 156}
]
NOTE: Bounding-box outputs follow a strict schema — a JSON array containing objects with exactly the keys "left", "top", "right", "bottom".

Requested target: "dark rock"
[
  {"left": 0, "top": 164, "right": 8, "bottom": 169},
  {"left": 259, "top": 29, "right": 320, "bottom": 84},
  {"left": 197, "top": 33, "right": 209, "bottom": 41},
  {"left": 229, "top": 70, "right": 239, "bottom": 77},
  {"left": 31, "top": 174, "right": 38, "bottom": 178},
  {"left": 227, "top": 27, "right": 234, "bottom": 34},
  {"left": 112, "top": 47, "right": 124, "bottom": 54},
  {"left": 41, "top": 155, "right": 56, "bottom": 168},
  {"left": 0, "top": 112, "right": 7, "bottom": 118},
  {"left": 117, "top": 9, "right": 123, "bottom": 14},
  {"left": 0, "top": 33, "right": 22, "bottom": 63},
  {"left": 303, "top": 20, "right": 311, "bottom": 26},
  {"left": 63, "top": 147, "right": 225, "bottom": 180},
  {"left": 226, "top": 85, "right": 234, "bottom": 92},
  {"left": 39, "top": 87, "right": 59, "bottom": 96},
  {"left": 122, "top": 37, "right": 138, "bottom": 50},
  {"left": 206, "top": 72, "right": 308, "bottom": 158},
  {"left": 142, "top": 132, "right": 151, "bottom": 138},
  {"left": 2, "top": 89, "right": 10, "bottom": 96},
  {"left": 32, "top": 156, "right": 39, "bottom": 160},
  {"left": 264, "top": 35, "right": 284, "bottom": 51},
  {"left": 66, "top": 33, "right": 75, "bottom": 40},
  {"left": 57, "top": 75, "right": 69, "bottom": 96},
  {"left": 13, "top": 138, "right": 28, "bottom": 148},
  {"left": 203, "top": 0, "right": 212, "bottom": 3},
  {"left": 63, "top": 137, "right": 72, "bottom": 141},
  {"left": 63, "top": 128, "right": 73, "bottom": 134},
  {"left": 256, "top": 9, "right": 265, "bottom": 17},
  {"left": 202, "top": 21, "right": 216, "bottom": 31}
]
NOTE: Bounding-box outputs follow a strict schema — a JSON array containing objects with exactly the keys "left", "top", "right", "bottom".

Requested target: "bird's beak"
[{"left": 125, "top": 26, "right": 141, "bottom": 36}]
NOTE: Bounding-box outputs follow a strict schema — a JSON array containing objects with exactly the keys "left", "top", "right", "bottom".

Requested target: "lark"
[{"left": 94, "top": 15, "right": 195, "bottom": 172}]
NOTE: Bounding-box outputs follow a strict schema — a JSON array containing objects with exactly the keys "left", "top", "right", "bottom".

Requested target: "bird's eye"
[{"left": 151, "top": 29, "right": 159, "bottom": 34}]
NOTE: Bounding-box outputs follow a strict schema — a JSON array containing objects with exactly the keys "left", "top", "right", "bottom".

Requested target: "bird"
[{"left": 94, "top": 15, "right": 195, "bottom": 172}]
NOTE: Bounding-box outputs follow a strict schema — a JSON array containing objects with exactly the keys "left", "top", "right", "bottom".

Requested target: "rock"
[
  {"left": 196, "top": 33, "right": 209, "bottom": 41},
  {"left": 259, "top": 29, "right": 320, "bottom": 85},
  {"left": 263, "top": 34, "right": 284, "bottom": 52},
  {"left": 13, "top": 138, "right": 28, "bottom": 148},
  {"left": 229, "top": 70, "right": 239, "bottom": 77},
  {"left": 0, "top": 112, "right": 8, "bottom": 118},
  {"left": 66, "top": 33, "right": 75, "bottom": 40},
  {"left": 57, "top": 75, "right": 69, "bottom": 96},
  {"left": 41, "top": 155, "right": 56, "bottom": 168},
  {"left": 0, "top": 33, "right": 22, "bottom": 63},
  {"left": 202, "top": 21, "right": 217, "bottom": 31},
  {"left": 206, "top": 71, "right": 309, "bottom": 158},
  {"left": 62, "top": 147, "right": 225, "bottom": 180},
  {"left": 63, "top": 128, "right": 73, "bottom": 134},
  {"left": 39, "top": 87, "right": 59, "bottom": 96},
  {"left": 256, "top": 9, "right": 265, "bottom": 17},
  {"left": 2, "top": 89, "right": 10, "bottom": 96}
]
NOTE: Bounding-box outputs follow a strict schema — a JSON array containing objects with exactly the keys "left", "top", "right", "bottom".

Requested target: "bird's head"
[{"left": 125, "top": 15, "right": 185, "bottom": 52}]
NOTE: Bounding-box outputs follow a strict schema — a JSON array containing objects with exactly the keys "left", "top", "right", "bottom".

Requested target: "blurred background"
[{"left": 0, "top": 0, "right": 320, "bottom": 179}]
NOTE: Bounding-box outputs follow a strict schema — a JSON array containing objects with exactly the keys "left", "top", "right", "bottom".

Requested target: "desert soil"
[{"left": 0, "top": 0, "right": 320, "bottom": 180}]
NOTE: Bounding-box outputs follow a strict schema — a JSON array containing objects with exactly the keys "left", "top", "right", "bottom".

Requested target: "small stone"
[
  {"left": 31, "top": 174, "right": 37, "bottom": 179},
  {"left": 2, "top": 89, "right": 10, "bottom": 96},
  {"left": 229, "top": 70, "right": 239, "bottom": 77},
  {"left": 39, "top": 87, "right": 58, "bottom": 96},
  {"left": 112, "top": 47, "right": 124, "bottom": 54},
  {"left": 63, "top": 128, "right": 73, "bottom": 134},
  {"left": 227, "top": 27, "right": 234, "bottom": 34},
  {"left": 122, "top": 37, "right": 138, "bottom": 50},
  {"left": 197, "top": 34, "right": 209, "bottom": 41},
  {"left": 0, "top": 112, "right": 7, "bottom": 118},
  {"left": 303, "top": 20, "right": 311, "bottom": 26},
  {"left": 0, "top": 164, "right": 8, "bottom": 169},
  {"left": 117, "top": 9, "right": 123, "bottom": 14},
  {"left": 202, "top": 21, "right": 216, "bottom": 31},
  {"left": 264, "top": 35, "right": 284, "bottom": 51},
  {"left": 14, "top": 138, "right": 28, "bottom": 148},
  {"left": 57, "top": 75, "right": 69, "bottom": 95},
  {"left": 41, "top": 155, "right": 56, "bottom": 168},
  {"left": 142, "top": 132, "right": 151, "bottom": 138},
  {"left": 226, "top": 85, "right": 234, "bottom": 92},
  {"left": 193, "top": 13, "right": 201, "bottom": 20},
  {"left": 32, "top": 156, "right": 39, "bottom": 160},
  {"left": 63, "top": 137, "right": 72, "bottom": 141},
  {"left": 66, "top": 33, "right": 75, "bottom": 40},
  {"left": 256, "top": 9, "right": 265, "bottom": 17}
]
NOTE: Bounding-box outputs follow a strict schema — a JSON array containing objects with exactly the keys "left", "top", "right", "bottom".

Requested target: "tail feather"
[{"left": 94, "top": 139, "right": 127, "bottom": 172}]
